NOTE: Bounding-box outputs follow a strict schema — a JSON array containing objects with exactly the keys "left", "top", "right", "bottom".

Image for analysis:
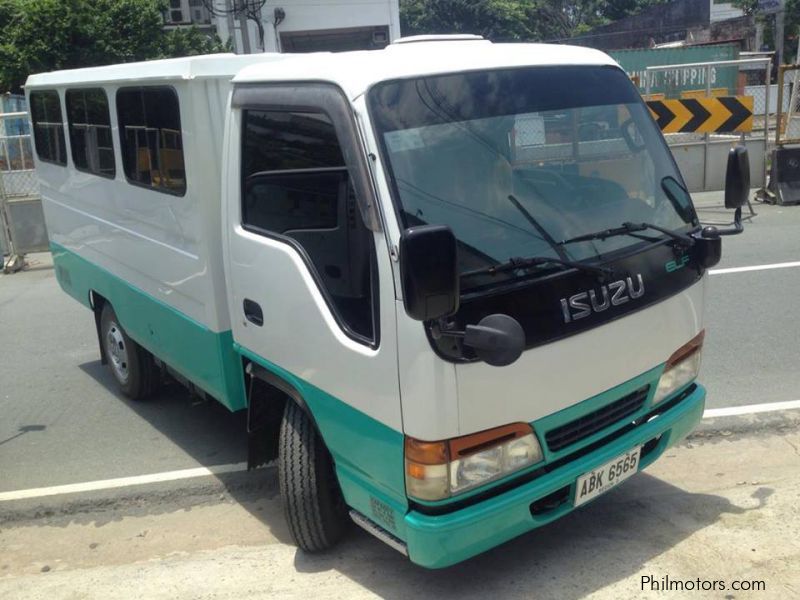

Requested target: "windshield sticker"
[{"left": 385, "top": 129, "right": 425, "bottom": 153}]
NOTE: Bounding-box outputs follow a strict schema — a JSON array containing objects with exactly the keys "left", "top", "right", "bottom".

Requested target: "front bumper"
[{"left": 403, "top": 383, "right": 705, "bottom": 569}]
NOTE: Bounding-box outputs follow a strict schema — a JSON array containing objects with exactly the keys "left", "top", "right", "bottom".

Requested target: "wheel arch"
[
  {"left": 90, "top": 290, "right": 110, "bottom": 365},
  {"left": 245, "top": 360, "right": 325, "bottom": 469}
]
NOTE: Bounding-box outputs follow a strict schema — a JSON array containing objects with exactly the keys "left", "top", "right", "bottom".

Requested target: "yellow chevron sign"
[{"left": 646, "top": 96, "right": 753, "bottom": 134}]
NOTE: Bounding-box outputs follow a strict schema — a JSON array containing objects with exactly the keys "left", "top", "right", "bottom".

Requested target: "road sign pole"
[{"left": 704, "top": 64, "right": 712, "bottom": 189}]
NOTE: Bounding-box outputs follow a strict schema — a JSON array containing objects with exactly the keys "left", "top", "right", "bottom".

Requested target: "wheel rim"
[{"left": 105, "top": 321, "right": 130, "bottom": 384}]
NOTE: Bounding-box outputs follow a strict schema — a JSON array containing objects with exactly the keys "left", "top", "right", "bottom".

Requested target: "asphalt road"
[
  {"left": 1, "top": 191, "right": 799, "bottom": 494},
  {"left": 696, "top": 193, "right": 800, "bottom": 409},
  {"left": 3, "top": 427, "right": 799, "bottom": 599}
]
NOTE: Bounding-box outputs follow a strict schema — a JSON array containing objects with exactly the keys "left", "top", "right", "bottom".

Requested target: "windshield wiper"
[
  {"left": 558, "top": 222, "right": 695, "bottom": 248},
  {"left": 507, "top": 194, "right": 570, "bottom": 261},
  {"left": 462, "top": 255, "right": 614, "bottom": 282}
]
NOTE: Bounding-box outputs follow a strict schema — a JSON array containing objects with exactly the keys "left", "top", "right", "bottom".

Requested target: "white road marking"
[
  {"left": 3, "top": 400, "right": 799, "bottom": 503},
  {"left": 710, "top": 261, "right": 800, "bottom": 275},
  {"left": 0, "top": 462, "right": 248, "bottom": 502},
  {"left": 703, "top": 399, "right": 800, "bottom": 419}
]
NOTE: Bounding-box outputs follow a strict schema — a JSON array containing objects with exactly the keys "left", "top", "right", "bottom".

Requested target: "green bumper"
[{"left": 404, "top": 384, "right": 706, "bottom": 569}]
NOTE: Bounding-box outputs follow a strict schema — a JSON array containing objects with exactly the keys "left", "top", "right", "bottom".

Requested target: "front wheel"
[
  {"left": 99, "top": 304, "right": 157, "bottom": 400},
  {"left": 278, "top": 401, "right": 349, "bottom": 552}
]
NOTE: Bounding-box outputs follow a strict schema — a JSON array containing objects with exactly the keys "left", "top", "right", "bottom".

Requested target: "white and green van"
[{"left": 26, "top": 36, "right": 746, "bottom": 568}]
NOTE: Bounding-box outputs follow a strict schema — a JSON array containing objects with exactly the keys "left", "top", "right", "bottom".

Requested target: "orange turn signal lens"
[
  {"left": 404, "top": 438, "right": 449, "bottom": 465},
  {"left": 665, "top": 330, "right": 705, "bottom": 369}
]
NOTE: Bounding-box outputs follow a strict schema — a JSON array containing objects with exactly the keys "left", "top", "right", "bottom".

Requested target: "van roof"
[
  {"left": 232, "top": 40, "right": 619, "bottom": 99},
  {"left": 24, "top": 53, "right": 287, "bottom": 88},
  {"left": 25, "top": 40, "right": 618, "bottom": 98}
]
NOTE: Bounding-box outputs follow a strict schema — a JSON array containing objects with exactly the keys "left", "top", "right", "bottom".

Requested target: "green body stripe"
[
  {"left": 236, "top": 345, "right": 409, "bottom": 534},
  {"left": 51, "top": 243, "right": 247, "bottom": 411},
  {"left": 51, "top": 242, "right": 408, "bottom": 530}
]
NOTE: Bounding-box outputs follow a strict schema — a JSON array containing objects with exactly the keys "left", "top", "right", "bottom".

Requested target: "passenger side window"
[
  {"left": 66, "top": 88, "right": 115, "bottom": 178},
  {"left": 30, "top": 90, "right": 67, "bottom": 166},
  {"left": 241, "top": 110, "right": 376, "bottom": 343},
  {"left": 116, "top": 86, "right": 186, "bottom": 195}
]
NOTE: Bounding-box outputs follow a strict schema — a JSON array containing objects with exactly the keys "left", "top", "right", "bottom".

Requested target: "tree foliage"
[
  {"left": 0, "top": 0, "right": 226, "bottom": 92},
  {"left": 400, "top": 0, "right": 670, "bottom": 42}
]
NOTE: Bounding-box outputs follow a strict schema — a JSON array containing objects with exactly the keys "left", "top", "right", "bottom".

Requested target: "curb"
[
  {"left": 691, "top": 407, "right": 800, "bottom": 439},
  {"left": 0, "top": 466, "right": 277, "bottom": 527}
]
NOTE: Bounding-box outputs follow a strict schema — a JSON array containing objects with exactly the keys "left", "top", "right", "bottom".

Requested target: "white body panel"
[
  {"left": 27, "top": 55, "right": 287, "bottom": 333},
  {"left": 456, "top": 280, "right": 705, "bottom": 437}
]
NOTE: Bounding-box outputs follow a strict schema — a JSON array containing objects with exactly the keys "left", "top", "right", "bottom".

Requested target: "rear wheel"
[
  {"left": 99, "top": 304, "right": 157, "bottom": 400},
  {"left": 278, "top": 401, "right": 349, "bottom": 552}
]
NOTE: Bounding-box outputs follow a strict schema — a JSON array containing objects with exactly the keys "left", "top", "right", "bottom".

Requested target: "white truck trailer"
[{"left": 26, "top": 37, "right": 747, "bottom": 568}]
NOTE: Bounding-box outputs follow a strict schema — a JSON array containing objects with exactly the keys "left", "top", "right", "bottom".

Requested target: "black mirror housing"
[
  {"left": 399, "top": 225, "right": 459, "bottom": 321},
  {"left": 692, "top": 226, "right": 722, "bottom": 268},
  {"left": 464, "top": 314, "right": 526, "bottom": 367},
  {"left": 725, "top": 145, "right": 750, "bottom": 210}
]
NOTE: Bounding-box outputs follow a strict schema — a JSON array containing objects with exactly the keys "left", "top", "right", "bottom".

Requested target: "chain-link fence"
[
  {"left": 0, "top": 110, "right": 48, "bottom": 271},
  {"left": 644, "top": 58, "right": 771, "bottom": 192},
  {"left": 1, "top": 111, "right": 39, "bottom": 198},
  {"left": 776, "top": 65, "right": 800, "bottom": 145}
]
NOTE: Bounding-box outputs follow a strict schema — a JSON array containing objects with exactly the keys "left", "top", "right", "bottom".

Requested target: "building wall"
[
  {"left": 710, "top": 0, "right": 744, "bottom": 23},
  {"left": 572, "top": 0, "right": 711, "bottom": 51},
  {"left": 211, "top": 0, "right": 401, "bottom": 54}
]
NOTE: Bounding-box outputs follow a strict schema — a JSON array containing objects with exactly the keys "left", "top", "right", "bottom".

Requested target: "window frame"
[
  {"left": 233, "top": 84, "right": 382, "bottom": 348},
  {"left": 29, "top": 89, "right": 68, "bottom": 167},
  {"left": 65, "top": 87, "right": 116, "bottom": 179},
  {"left": 116, "top": 85, "right": 187, "bottom": 197}
]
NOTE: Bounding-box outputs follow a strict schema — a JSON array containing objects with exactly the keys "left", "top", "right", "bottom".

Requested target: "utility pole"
[
  {"left": 202, "top": 0, "right": 267, "bottom": 53},
  {"left": 776, "top": 0, "right": 786, "bottom": 66}
]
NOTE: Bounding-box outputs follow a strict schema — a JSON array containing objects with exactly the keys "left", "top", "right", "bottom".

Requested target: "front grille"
[{"left": 545, "top": 385, "right": 650, "bottom": 452}]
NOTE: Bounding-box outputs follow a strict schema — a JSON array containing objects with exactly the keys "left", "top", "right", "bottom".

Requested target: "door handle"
[{"left": 243, "top": 298, "right": 263, "bottom": 327}]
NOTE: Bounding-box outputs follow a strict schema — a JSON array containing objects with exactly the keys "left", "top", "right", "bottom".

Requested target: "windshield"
[{"left": 368, "top": 66, "right": 695, "bottom": 288}]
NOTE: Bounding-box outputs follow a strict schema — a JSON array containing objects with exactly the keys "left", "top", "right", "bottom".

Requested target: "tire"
[
  {"left": 278, "top": 401, "right": 349, "bottom": 552},
  {"left": 99, "top": 304, "right": 157, "bottom": 401}
]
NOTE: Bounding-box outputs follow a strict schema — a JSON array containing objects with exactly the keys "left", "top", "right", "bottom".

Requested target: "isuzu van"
[{"left": 26, "top": 36, "right": 746, "bottom": 568}]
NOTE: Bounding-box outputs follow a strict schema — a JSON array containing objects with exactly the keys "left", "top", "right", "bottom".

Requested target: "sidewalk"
[{"left": 2, "top": 426, "right": 798, "bottom": 599}]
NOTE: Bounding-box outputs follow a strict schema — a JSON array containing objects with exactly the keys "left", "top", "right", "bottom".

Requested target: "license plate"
[{"left": 574, "top": 446, "right": 641, "bottom": 507}]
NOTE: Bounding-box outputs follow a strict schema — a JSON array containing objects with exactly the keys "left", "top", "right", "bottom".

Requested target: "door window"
[{"left": 241, "top": 110, "right": 377, "bottom": 343}]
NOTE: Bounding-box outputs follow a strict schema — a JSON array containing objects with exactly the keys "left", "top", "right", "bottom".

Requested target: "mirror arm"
[
  {"left": 431, "top": 319, "right": 510, "bottom": 351},
  {"left": 430, "top": 318, "right": 465, "bottom": 341},
  {"left": 715, "top": 207, "right": 745, "bottom": 236}
]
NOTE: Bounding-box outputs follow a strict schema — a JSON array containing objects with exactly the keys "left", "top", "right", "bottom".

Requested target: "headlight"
[
  {"left": 405, "top": 423, "right": 543, "bottom": 501},
  {"left": 653, "top": 330, "right": 704, "bottom": 405}
]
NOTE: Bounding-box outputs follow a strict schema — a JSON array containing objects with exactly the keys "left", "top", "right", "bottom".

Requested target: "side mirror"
[
  {"left": 464, "top": 314, "right": 526, "bottom": 367},
  {"left": 725, "top": 145, "right": 749, "bottom": 210},
  {"left": 399, "top": 225, "right": 459, "bottom": 321},
  {"left": 712, "top": 145, "right": 748, "bottom": 236}
]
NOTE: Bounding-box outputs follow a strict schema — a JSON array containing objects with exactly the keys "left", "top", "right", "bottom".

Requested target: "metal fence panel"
[
  {"left": 775, "top": 65, "right": 800, "bottom": 146},
  {"left": 3, "top": 197, "right": 47, "bottom": 252},
  {"left": 0, "top": 110, "right": 48, "bottom": 266}
]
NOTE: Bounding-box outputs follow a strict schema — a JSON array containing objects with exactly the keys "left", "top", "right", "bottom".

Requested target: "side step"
[{"left": 349, "top": 510, "right": 408, "bottom": 556}]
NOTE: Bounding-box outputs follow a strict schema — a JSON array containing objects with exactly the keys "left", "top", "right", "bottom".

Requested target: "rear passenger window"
[
  {"left": 116, "top": 87, "right": 186, "bottom": 195},
  {"left": 30, "top": 90, "right": 67, "bottom": 165},
  {"left": 66, "top": 89, "right": 115, "bottom": 178}
]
